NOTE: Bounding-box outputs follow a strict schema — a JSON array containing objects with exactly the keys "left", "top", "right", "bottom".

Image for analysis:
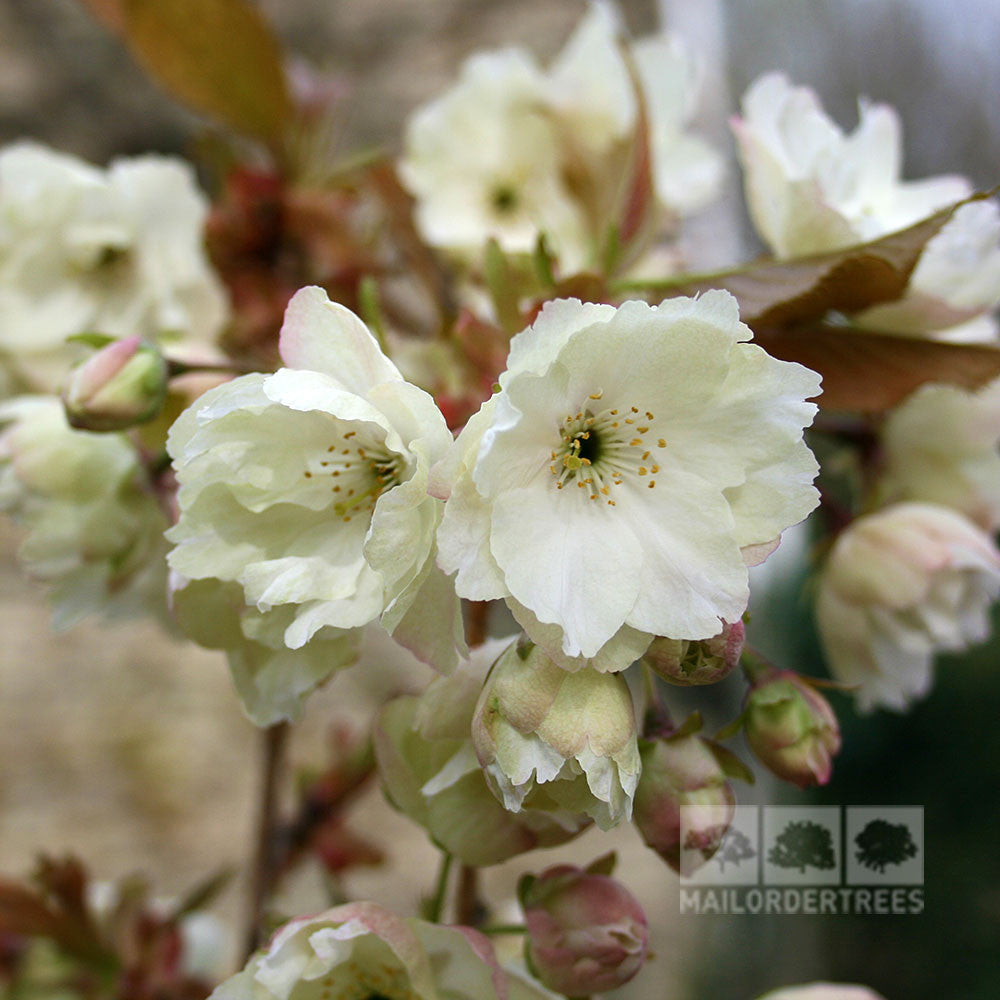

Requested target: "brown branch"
[{"left": 243, "top": 721, "right": 290, "bottom": 960}]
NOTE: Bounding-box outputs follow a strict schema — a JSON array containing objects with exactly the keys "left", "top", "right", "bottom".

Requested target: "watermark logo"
[
  {"left": 846, "top": 806, "right": 923, "bottom": 886},
  {"left": 679, "top": 806, "right": 923, "bottom": 915}
]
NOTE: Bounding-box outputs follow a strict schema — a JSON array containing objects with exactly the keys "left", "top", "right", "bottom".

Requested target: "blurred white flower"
[
  {"left": 734, "top": 74, "right": 1000, "bottom": 338},
  {"left": 211, "top": 902, "right": 553, "bottom": 1000},
  {"left": 434, "top": 292, "right": 820, "bottom": 671},
  {"left": 167, "top": 286, "right": 464, "bottom": 674},
  {"left": 877, "top": 377, "right": 1000, "bottom": 531},
  {"left": 399, "top": 1, "right": 722, "bottom": 272},
  {"left": 399, "top": 50, "right": 589, "bottom": 268},
  {"left": 471, "top": 640, "right": 640, "bottom": 830},
  {"left": 171, "top": 575, "right": 360, "bottom": 726},
  {"left": 0, "top": 395, "right": 168, "bottom": 628},
  {"left": 0, "top": 141, "right": 228, "bottom": 394},
  {"left": 816, "top": 502, "right": 1000, "bottom": 712},
  {"left": 856, "top": 201, "right": 1000, "bottom": 336},
  {"left": 758, "top": 986, "right": 885, "bottom": 1000},
  {"left": 546, "top": 0, "right": 723, "bottom": 216}
]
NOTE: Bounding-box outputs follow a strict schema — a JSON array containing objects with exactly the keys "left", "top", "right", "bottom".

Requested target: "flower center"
[
  {"left": 491, "top": 183, "right": 519, "bottom": 214},
  {"left": 301, "top": 429, "right": 403, "bottom": 522},
  {"left": 549, "top": 391, "right": 665, "bottom": 505}
]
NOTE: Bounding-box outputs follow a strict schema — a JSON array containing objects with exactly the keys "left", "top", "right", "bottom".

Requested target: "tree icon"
[
  {"left": 711, "top": 826, "right": 756, "bottom": 872},
  {"left": 855, "top": 819, "right": 918, "bottom": 873},
  {"left": 768, "top": 820, "right": 836, "bottom": 873}
]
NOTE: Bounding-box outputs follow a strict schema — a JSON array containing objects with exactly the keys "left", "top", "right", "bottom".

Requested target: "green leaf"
[
  {"left": 617, "top": 189, "right": 997, "bottom": 329},
  {"left": 115, "top": 0, "right": 292, "bottom": 148},
  {"left": 169, "top": 867, "right": 235, "bottom": 919},
  {"left": 757, "top": 324, "right": 1000, "bottom": 413},
  {"left": 584, "top": 851, "right": 618, "bottom": 877},
  {"left": 484, "top": 238, "right": 523, "bottom": 335},
  {"left": 705, "top": 740, "right": 756, "bottom": 785},
  {"left": 667, "top": 710, "right": 704, "bottom": 740},
  {"left": 66, "top": 332, "right": 117, "bottom": 349},
  {"left": 714, "top": 711, "right": 746, "bottom": 742},
  {"left": 358, "top": 275, "right": 388, "bottom": 353}
]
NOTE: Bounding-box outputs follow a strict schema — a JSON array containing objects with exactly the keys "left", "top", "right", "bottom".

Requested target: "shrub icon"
[
  {"left": 768, "top": 820, "right": 837, "bottom": 873},
  {"left": 854, "top": 818, "right": 918, "bottom": 873},
  {"left": 711, "top": 826, "right": 756, "bottom": 872}
]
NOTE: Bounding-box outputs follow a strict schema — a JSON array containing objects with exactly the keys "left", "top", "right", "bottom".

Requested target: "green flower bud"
[
  {"left": 63, "top": 335, "right": 167, "bottom": 431},
  {"left": 744, "top": 672, "right": 840, "bottom": 787},
  {"left": 471, "top": 641, "right": 640, "bottom": 831},
  {"left": 633, "top": 732, "right": 736, "bottom": 875},
  {"left": 643, "top": 620, "right": 744, "bottom": 685},
  {"left": 374, "top": 637, "right": 588, "bottom": 866}
]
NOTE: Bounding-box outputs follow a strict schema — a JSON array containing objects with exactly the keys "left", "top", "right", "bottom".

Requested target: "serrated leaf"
[
  {"left": 619, "top": 189, "right": 996, "bottom": 329},
  {"left": 115, "top": 0, "right": 292, "bottom": 148},
  {"left": 758, "top": 324, "right": 1000, "bottom": 413},
  {"left": 705, "top": 740, "right": 756, "bottom": 785}
]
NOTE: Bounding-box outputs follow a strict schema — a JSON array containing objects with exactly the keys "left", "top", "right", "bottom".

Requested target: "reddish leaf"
[
  {"left": 117, "top": 0, "right": 292, "bottom": 148},
  {"left": 621, "top": 190, "right": 997, "bottom": 329},
  {"left": 758, "top": 325, "right": 1000, "bottom": 413},
  {"left": 78, "top": 0, "right": 125, "bottom": 32},
  {"left": 0, "top": 881, "right": 63, "bottom": 938},
  {"left": 615, "top": 42, "right": 656, "bottom": 260}
]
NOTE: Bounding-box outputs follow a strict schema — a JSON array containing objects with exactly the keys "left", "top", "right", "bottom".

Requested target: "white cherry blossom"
[
  {"left": 167, "top": 286, "right": 464, "bottom": 675},
  {"left": 877, "top": 377, "right": 1000, "bottom": 531},
  {"left": 734, "top": 74, "right": 1000, "bottom": 338},
  {"left": 0, "top": 141, "right": 227, "bottom": 394},
  {"left": 0, "top": 395, "right": 168, "bottom": 628},
  {"left": 434, "top": 291, "right": 820, "bottom": 671},
  {"left": 816, "top": 502, "right": 1000, "bottom": 712}
]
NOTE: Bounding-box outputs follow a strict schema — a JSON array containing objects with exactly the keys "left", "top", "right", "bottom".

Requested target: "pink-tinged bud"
[
  {"left": 63, "top": 336, "right": 167, "bottom": 431},
  {"left": 744, "top": 672, "right": 840, "bottom": 787},
  {"left": 520, "top": 863, "right": 648, "bottom": 996},
  {"left": 633, "top": 732, "right": 737, "bottom": 875},
  {"left": 643, "top": 620, "right": 745, "bottom": 686}
]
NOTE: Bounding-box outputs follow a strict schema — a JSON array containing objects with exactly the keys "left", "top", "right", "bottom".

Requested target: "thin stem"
[
  {"left": 741, "top": 645, "right": 777, "bottom": 687},
  {"left": 426, "top": 852, "right": 454, "bottom": 924},
  {"left": 641, "top": 662, "right": 674, "bottom": 738},
  {"left": 465, "top": 600, "right": 491, "bottom": 648},
  {"left": 480, "top": 924, "right": 527, "bottom": 936},
  {"left": 243, "top": 721, "right": 290, "bottom": 961},
  {"left": 454, "top": 864, "right": 482, "bottom": 927},
  {"left": 609, "top": 262, "right": 746, "bottom": 296}
]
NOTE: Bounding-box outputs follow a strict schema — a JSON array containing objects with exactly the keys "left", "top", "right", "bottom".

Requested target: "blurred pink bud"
[
  {"left": 633, "top": 732, "right": 736, "bottom": 875},
  {"left": 520, "top": 863, "right": 648, "bottom": 996},
  {"left": 643, "top": 620, "right": 745, "bottom": 686},
  {"left": 744, "top": 672, "right": 840, "bottom": 787},
  {"left": 63, "top": 336, "right": 167, "bottom": 431}
]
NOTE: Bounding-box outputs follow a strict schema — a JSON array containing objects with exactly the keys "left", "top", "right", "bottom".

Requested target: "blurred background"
[{"left": 2, "top": 1, "right": 999, "bottom": 998}]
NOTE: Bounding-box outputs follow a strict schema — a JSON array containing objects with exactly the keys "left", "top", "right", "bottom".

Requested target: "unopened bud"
[
  {"left": 64, "top": 335, "right": 167, "bottom": 431},
  {"left": 643, "top": 620, "right": 744, "bottom": 686},
  {"left": 633, "top": 732, "right": 736, "bottom": 875},
  {"left": 519, "top": 862, "right": 648, "bottom": 996},
  {"left": 744, "top": 672, "right": 840, "bottom": 787}
]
